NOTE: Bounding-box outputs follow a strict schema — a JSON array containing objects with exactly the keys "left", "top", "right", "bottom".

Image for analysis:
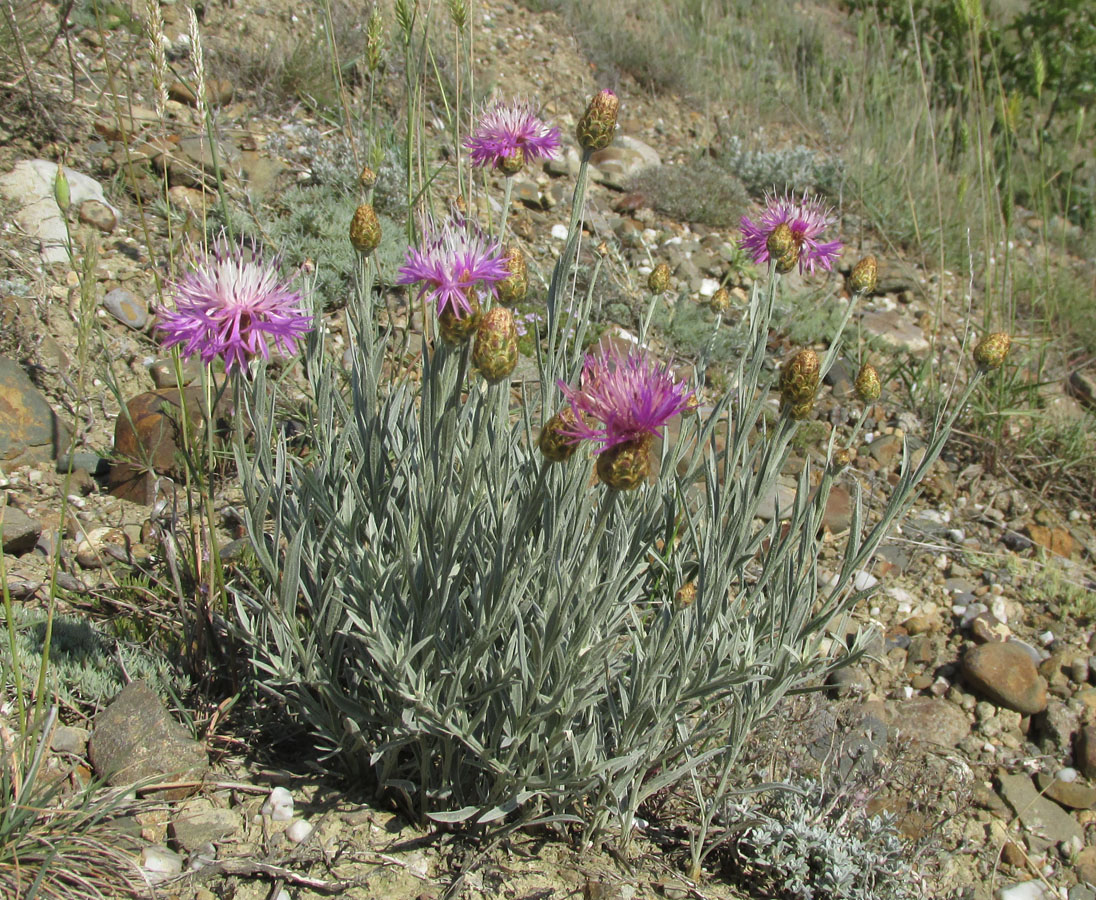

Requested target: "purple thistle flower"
[
  {"left": 557, "top": 342, "right": 693, "bottom": 452},
  {"left": 397, "top": 215, "right": 509, "bottom": 318},
  {"left": 465, "top": 99, "right": 561, "bottom": 170},
  {"left": 156, "top": 236, "right": 312, "bottom": 373},
  {"left": 739, "top": 191, "right": 843, "bottom": 274}
]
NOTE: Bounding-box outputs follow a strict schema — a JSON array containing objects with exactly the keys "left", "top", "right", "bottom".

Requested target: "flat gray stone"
[
  {"left": 888, "top": 697, "right": 970, "bottom": 747},
  {"left": 1, "top": 505, "right": 41, "bottom": 555},
  {"left": 859, "top": 309, "right": 930, "bottom": 355},
  {"left": 102, "top": 288, "right": 148, "bottom": 331},
  {"left": 170, "top": 797, "right": 243, "bottom": 851},
  {"left": 88, "top": 680, "right": 208, "bottom": 799},
  {"left": 997, "top": 772, "right": 1083, "bottom": 851}
]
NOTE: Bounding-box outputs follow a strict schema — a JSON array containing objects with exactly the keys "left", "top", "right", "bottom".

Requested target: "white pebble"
[
  {"left": 286, "top": 819, "right": 314, "bottom": 843},
  {"left": 997, "top": 879, "right": 1048, "bottom": 900},
  {"left": 142, "top": 846, "right": 183, "bottom": 883},
  {"left": 853, "top": 570, "right": 878, "bottom": 591},
  {"left": 1057, "top": 767, "right": 1079, "bottom": 783},
  {"left": 698, "top": 278, "right": 720, "bottom": 297},
  {"left": 1038, "top": 631, "right": 1055, "bottom": 646},
  {"left": 550, "top": 224, "right": 568, "bottom": 240},
  {"left": 262, "top": 786, "right": 294, "bottom": 821}
]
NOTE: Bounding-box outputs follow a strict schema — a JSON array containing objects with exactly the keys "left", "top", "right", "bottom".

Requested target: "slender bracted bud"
[
  {"left": 682, "top": 392, "right": 700, "bottom": 416},
  {"left": 648, "top": 262, "right": 671, "bottom": 295},
  {"left": 495, "top": 244, "right": 528, "bottom": 306},
  {"left": 850, "top": 255, "right": 878, "bottom": 294},
  {"left": 766, "top": 222, "right": 795, "bottom": 259},
  {"left": 538, "top": 407, "right": 583, "bottom": 462},
  {"left": 358, "top": 165, "right": 378, "bottom": 190},
  {"left": 438, "top": 294, "right": 482, "bottom": 344},
  {"left": 54, "top": 163, "right": 70, "bottom": 213},
  {"left": 855, "top": 362, "right": 881, "bottom": 402},
  {"left": 349, "top": 204, "right": 382, "bottom": 255},
  {"left": 780, "top": 348, "right": 820, "bottom": 418},
  {"left": 710, "top": 287, "right": 732, "bottom": 315},
  {"left": 974, "top": 332, "right": 1011, "bottom": 370},
  {"left": 674, "top": 581, "right": 697, "bottom": 609},
  {"left": 473, "top": 306, "right": 519, "bottom": 383},
  {"left": 577, "top": 89, "right": 618, "bottom": 153},
  {"left": 498, "top": 146, "right": 525, "bottom": 177},
  {"left": 595, "top": 436, "right": 651, "bottom": 491}
]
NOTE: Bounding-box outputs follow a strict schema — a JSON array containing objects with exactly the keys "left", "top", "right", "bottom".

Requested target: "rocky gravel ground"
[{"left": 3, "top": 1, "right": 1096, "bottom": 898}]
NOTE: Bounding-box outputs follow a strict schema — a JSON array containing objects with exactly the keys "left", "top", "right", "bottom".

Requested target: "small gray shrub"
[
  {"left": 719, "top": 134, "right": 844, "bottom": 199},
  {"left": 720, "top": 781, "right": 921, "bottom": 900},
  {"left": 627, "top": 158, "right": 751, "bottom": 229}
]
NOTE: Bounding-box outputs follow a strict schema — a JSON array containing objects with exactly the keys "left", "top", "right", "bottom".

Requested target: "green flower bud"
[
  {"left": 674, "top": 581, "right": 697, "bottom": 609},
  {"left": 539, "top": 407, "right": 583, "bottom": 462},
  {"left": 438, "top": 295, "right": 481, "bottom": 344},
  {"left": 974, "top": 332, "right": 1011, "bottom": 370},
  {"left": 349, "top": 203, "right": 382, "bottom": 255},
  {"left": 849, "top": 255, "right": 878, "bottom": 294},
  {"left": 498, "top": 146, "right": 525, "bottom": 177},
  {"left": 648, "top": 262, "right": 671, "bottom": 295},
  {"left": 577, "top": 89, "right": 618, "bottom": 153},
  {"left": 710, "top": 287, "right": 732, "bottom": 315},
  {"left": 472, "top": 306, "right": 519, "bottom": 383},
  {"left": 496, "top": 244, "right": 528, "bottom": 306},
  {"left": 780, "top": 348, "right": 820, "bottom": 418},
  {"left": 854, "top": 362, "right": 881, "bottom": 402},
  {"left": 766, "top": 223, "right": 795, "bottom": 259},
  {"left": 53, "top": 163, "right": 70, "bottom": 213}
]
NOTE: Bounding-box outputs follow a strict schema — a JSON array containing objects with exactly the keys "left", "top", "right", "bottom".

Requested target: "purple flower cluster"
[
  {"left": 558, "top": 342, "right": 693, "bottom": 452},
  {"left": 465, "top": 99, "right": 561, "bottom": 170},
  {"left": 397, "top": 215, "right": 509, "bottom": 318},
  {"left": 156, "top": 236, "right": 312, "bottom": 373},
  {"left": 514, "top": 311, "right": 542, "bottom": 337},
  {"left": 740, "top": 191, "right": 843, "bottom": 274}
]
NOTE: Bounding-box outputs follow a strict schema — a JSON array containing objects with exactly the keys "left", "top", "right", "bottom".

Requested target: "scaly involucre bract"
[{"left": 156, "top": 235, "right": 312, "bottom": 373}]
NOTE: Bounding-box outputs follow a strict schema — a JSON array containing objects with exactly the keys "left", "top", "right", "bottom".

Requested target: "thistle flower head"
[
  {"left": 438, "top": 294, "right": 482, "bottom": 344},
  {"left": 595, "top": 438, "right": 651, "bottom": 490},
  {"left": 974, "top": 332, "right": 1011, "bottom": 370},
  {"left": 156, "top": 235, "right": 312, "bottom": 373},
  {"left": 397, "top": 214, "right": 508, "bottom": 319},
  {"left": 577, "top": 89, "right": 619, "bottom": 153},
  {"left": 465, "top": 99, "right": 561, "bottom": 172},
  {"left": 740, "top": 191, "right": 843, "bottom": 275},
  {"left": 558, "top": 341, "right": 693, "bottom": 453}
]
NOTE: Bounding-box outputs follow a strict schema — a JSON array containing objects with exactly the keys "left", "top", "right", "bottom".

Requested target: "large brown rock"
[
  {"left": 88, "top": 680, "right": 208, "bottom": 800},
  {"left": 108, "top": 386, "right": 233, "bottom": 504},
  {"left": 0, "top": 356, "right": 71, "bottom": 466},
  {"left": 962, "top": 641, "right": 1048, "bottom": 715}
]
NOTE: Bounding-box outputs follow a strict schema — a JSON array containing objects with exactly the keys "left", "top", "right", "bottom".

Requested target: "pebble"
[
  {"left": 286, "top": 819, "right": 313, "bottom": 843},
  {"left": 142, "top": 846, "right": 183, "bottom": 884},
  {"left": 102, "top": 288, "right": 148, "bottom": 330},
  {"left": 261, "top": 786, "right": 294, "bottom": 821},
  {"left": 550, "top": 224, "right": 568, "bottom": 240}
]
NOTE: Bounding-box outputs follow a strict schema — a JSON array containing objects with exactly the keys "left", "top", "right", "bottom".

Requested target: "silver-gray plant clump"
[{"left": 232, "top": 152, "right": 981, "bottom": 874}]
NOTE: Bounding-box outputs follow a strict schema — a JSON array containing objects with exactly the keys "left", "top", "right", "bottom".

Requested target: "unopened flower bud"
[
  {"left": 780, "top": 348, "right": 820, "bottom": 419},
  {"left": 472, "top": 306, "right": 519, "bottom": 383},
  {"left": 974, "top": 332, "right": 1011, "bottom": 369},
  {"left": 850, "top": 255, "right": 878, "bottom": 294},
  {"left": 648, "top": 262, "right": 671, "bottom": 294},
  {"left": 539, "top": 407, "right": 582, "bottom": 462},
  {"left": 438, "top": 294, "right": 481, "bottom": 344},
  {"left": 854, "top": 362, "right": 881, "bottom": 402},
  {"left": 682, "top": 392, "right": 700, "bottom": 416},
  {"left": 349, "top": 203, "right": 382, "bottom": 255},
  {"left": 496, "top": 244, "right": 528, "bottom": 306},
  {"left": 710, "top": 287, "right": 732, "bottom": 315},
  {"left": 498, "top": 146, "right": 525, "bottom": 176},
  {"left": 766, "top": 223, "right": 795, "bottom": 259},
  {"left": 358, "top": 165, "right": 377, "bottom": 189},
  {"left": 577, "top": 89, "right": 618, "bottom": 153},
  {"left": 674, "top": 581, "right": 697, "bottom": 609},
  {"left": 833, "top": 447, "right": 856, "bottom": 469},
  {"left": 596, "top": 436, "right": 651, "bottom": 491},
  {"left": 53, "top": 163, "right": 70, "bottom": 213}
]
